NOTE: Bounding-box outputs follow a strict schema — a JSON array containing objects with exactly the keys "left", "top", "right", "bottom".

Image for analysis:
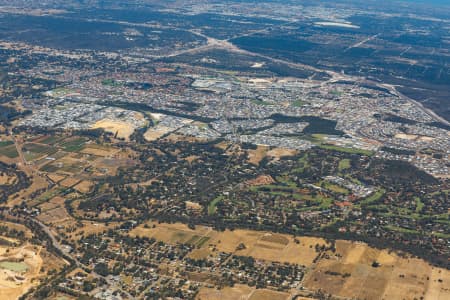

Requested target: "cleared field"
[
  {"left": 131, "top": 222, "right": 211, "bottom": 245},
  {"left": 80, "top": 145, "right": 118, "bottom": 157},
  {"left": 266, "top": 147, "right": 298, "bottom": 160},
  {"left": 144, "top": 125, "right": 173, "bottom": 141},
  {"left": 425, "top": 267, "right": 450, "bottom": 300},
  {"left": 73, "top": 180, "right": 94, "bottom": 193},
  {"left": 247, "top": 145, "right": 268, "bottom": 165},
  {"left": 303, "top": 240, "right": 450, "bottom": 300},
  {"left": 59, "top": 177, "right": 80, "bottom": 188},
  {"left": 92, "top": 119, "right": 136, "bottom": 140},
  {"left": 38, "top": 196, "right": 65, "bottom": 212},
  {"left": 47, "top": 173, "right": 66, "bottom": 183},
  {"left": 196, "top": 284, "right": 253, "bottom": 300},
  {"left": 37, "top": 206, "right": 70, "bottom": 224},
  {"left": 212, "top": 230, "right": 324, "bottom": 266}
]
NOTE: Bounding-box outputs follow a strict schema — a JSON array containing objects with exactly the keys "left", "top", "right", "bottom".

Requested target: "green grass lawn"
[
  {"left": 0, "top": 261, "right": 28, "bottom": 272},
  {"left": 292, "top": 99, "right": 306, "bottom": 107},
  {"left": 384, "top": 225, "right": 419, "bottom": 235},
  {"left": 359, "top": 189, "right": 385, "bottom": 206},
  {"left": 338, "top": 158, "right": 351, "bottom": 171},
  {"left": 414, "top": 197, "right": 424, "bottom": 213},
  {"left": 208, "top": 196, "right": 224, "bottom": 215},
  {"left": 318, "top": 144, "right": 373, "bottom": 156},
  {"left": 251, "top": 99, "right": 272, "bottom": 106},
  {"left": 319, "top": 181, "right": 349, "bottom": 195}
]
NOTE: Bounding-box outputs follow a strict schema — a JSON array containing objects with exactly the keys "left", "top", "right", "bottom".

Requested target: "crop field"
[
  {"left": 0, "top": 140, "right": 13, "bottom": 147},
  {"left": 23, "top": 143, "right": 57, "bottom": 161},
  {"left": 35, "top": 135, "right": 64, "bottom": 145},
  {"left": 0, "top": 143, "right": 18, "bottom": 158},
  {"left": 40, "top": 156, "right": 88, "bottom": 175},
  {"left": 60, "top": 137, "right": 87, "bottom": 152}
]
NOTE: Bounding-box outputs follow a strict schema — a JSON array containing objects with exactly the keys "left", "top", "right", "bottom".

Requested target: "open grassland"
[
  {"left": 130, "top": 222, "right": 450, "bottom": 300},
  {"left": 248, "top": 289, "right": 290, "bottom": 300},
  {"left": 196, "top": 284, "right": 254, "bottom": 300},
  {"left": 37, "top": 194, "right": 71, "bottom": 224},
  {"left": 247, "top": 145, "right": 268, "bottom": 165},
  {"left": 73, "top": 180, "right": 94, "bottom": 193},
  {"left": 144, "top": 126, "right": 173, "bottom": 142},
  {"left": 7, "top": 172, "right": 48, "bottom": 208},
  {"left": 80, "top": 144, "right": 119, "bottom": 157},
  {"left": 131, "top": 222, "right": 327, "bottom": 267},
  {"left": 303, "top": 240, "right": 450, "bottom": 300}
]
